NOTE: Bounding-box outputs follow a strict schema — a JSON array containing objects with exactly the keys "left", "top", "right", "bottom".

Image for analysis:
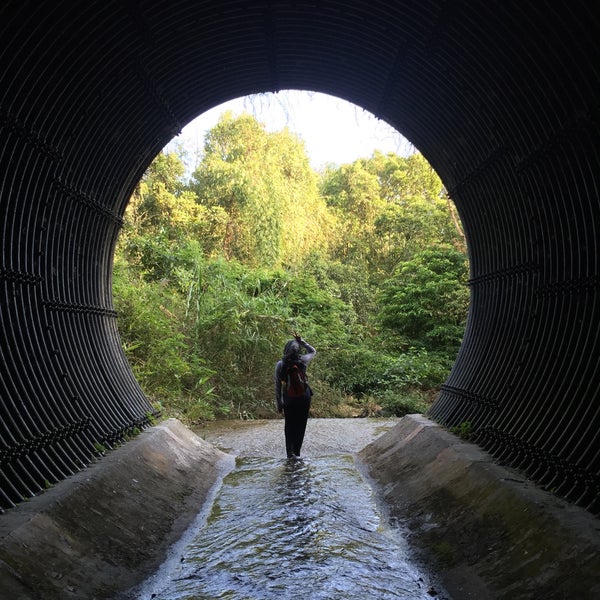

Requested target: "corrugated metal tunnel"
[{"left": 0, "top": 1, "right": 598, "bottom": 514}]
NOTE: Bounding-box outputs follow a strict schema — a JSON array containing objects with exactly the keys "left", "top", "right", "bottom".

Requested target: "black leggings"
[{"left": 283, "top": 396, "right": 311, "bottom": 458}]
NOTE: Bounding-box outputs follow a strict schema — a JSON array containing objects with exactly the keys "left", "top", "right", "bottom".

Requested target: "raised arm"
[{"left": 298, "top": 338, "right": 316, "bottom": 365}]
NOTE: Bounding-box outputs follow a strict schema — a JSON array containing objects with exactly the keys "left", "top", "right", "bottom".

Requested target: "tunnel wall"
[{"left": 0, "top": 1, "right": 599, "bottom": 512}]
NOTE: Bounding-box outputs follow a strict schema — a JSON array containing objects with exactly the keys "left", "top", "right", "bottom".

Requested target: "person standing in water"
[{"left": 275, "top": 333, "right": 316, "bottom": 459}]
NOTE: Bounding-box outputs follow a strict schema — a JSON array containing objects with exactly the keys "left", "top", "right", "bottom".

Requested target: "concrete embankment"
[
  {"left": 1, "top": 415, "right": 600, "bottom": 599},
  {"left": 0, "top": 419, "right": 234, "bottom": 600},
  {"left": 358, "top": 414, "right": 600, "bottom": 600}
]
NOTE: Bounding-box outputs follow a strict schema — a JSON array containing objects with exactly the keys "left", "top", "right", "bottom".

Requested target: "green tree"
[
  {"left": 377, "top": 245, "right": 470, "bottom": 353},
  {"left": 120, "top": 151, "right": 228, "bottom": 280},
  {"left": 368, "top": 152, "right": 464, "bottom": 273},
  {"left": 191, "top": 112, "right": 333, "bottom": 268},
  {"left": 320, "top": 159, "right": 383, "bottom": 264},
  {"left": 320, "top": 152, "right": 464, "bottom": 278}
]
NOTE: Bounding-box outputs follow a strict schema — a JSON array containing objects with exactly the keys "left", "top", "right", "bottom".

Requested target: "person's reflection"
[{"left": 272, "top": 459, "right": 322, "bottom": 562}]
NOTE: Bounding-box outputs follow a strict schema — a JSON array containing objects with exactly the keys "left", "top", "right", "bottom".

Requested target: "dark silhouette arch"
[{"left": 0, "top": 1, "right": 598, "bottom": 513}]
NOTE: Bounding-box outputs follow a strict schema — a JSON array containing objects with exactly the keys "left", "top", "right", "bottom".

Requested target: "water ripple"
[{"left": 134, "top": 455, "right": 448, "bottom": 600}]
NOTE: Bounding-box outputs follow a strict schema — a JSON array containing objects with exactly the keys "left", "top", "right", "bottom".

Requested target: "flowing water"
[{"left": 133, "top": 452, "right": 448, "bottom": 600}]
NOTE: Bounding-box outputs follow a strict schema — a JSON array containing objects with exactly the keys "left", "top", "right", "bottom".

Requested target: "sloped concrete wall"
[
  {"left": 358, "top": 415, "right": 600, "bottom": 600},
  {"left": 2, "top": 416, "right": 599, "bottom": 599},
  {"left": 0, "top": 419, "right": 233, "bottom": 600}
]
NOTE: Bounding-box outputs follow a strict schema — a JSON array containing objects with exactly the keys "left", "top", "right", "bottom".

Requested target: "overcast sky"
[{"left": 165, "top": 90, "right": 415, "bottom": 172}]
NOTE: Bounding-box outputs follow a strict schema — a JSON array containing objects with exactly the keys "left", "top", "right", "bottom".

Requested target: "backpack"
[{"left": 282, "top": 360, "right": 307, "bottom": 398}]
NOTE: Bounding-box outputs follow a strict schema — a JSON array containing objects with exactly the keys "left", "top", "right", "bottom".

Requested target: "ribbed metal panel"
[{"left": 1, "top": 0, "right": 598, "bottom": 513}]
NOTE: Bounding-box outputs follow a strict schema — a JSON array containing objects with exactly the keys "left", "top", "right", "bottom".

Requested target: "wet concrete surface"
[
  {"left": 196, "top": 416, "right": 600, "bottom": 600},
  {"left": 359, "top": 415, "right": 600, "bottom": 600},
  {"left": 2, "top": 416, "right": 600, "bottom": 599},
  {"left": 132, "top": 451, "right": 447, "bottom": 599},
  {"left": 0, "top": 420, "right": 232, "bottom": 600}
]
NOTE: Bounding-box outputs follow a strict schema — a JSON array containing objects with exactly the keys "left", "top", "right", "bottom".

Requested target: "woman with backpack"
[{"left": 274, "top": 333, "right": 316, "bottom": 459}]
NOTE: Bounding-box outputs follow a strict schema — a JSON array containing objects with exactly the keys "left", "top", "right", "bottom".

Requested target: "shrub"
[
  {"left": 378, "top": 349, "right": 454, "bottom": 389},
  {"left": 374, "top": 388, "right": 431, "bottom": 417}
]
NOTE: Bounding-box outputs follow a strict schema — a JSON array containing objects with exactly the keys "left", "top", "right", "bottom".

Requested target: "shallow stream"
[{"left": 133, "top": 443, "right": 449, "bottom": 599}]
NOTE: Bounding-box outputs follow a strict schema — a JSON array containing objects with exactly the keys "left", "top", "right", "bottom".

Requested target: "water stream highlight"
[{"left": 134, "top": 454, "right": 448, "bottom": 599}]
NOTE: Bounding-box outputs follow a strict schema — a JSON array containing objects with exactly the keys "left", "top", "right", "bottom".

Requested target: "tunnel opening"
[
  {"left": 112, "top": 89, "right": 469, "bottom": 431},
  {"left": 0, "top": 1, "right": 598, "bottom": 516}
]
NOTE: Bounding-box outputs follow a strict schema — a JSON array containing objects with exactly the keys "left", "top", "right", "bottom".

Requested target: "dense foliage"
[{"left": 113, "top": 112, "right": 469, "bottom": 423}]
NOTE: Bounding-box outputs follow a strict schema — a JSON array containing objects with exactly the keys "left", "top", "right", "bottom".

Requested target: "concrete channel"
[{"left": 0, "top": 416, "right": 599, "bottom": 599}]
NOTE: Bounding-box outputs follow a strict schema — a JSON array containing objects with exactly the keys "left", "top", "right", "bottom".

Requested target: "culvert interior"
[{"left": 0, "top": 1, "right": 599, "bottom": 514}]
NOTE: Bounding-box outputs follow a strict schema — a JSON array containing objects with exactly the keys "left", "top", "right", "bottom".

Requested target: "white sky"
[{"left": 165, "top": 90, "right": 415, "bottom": 172}]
